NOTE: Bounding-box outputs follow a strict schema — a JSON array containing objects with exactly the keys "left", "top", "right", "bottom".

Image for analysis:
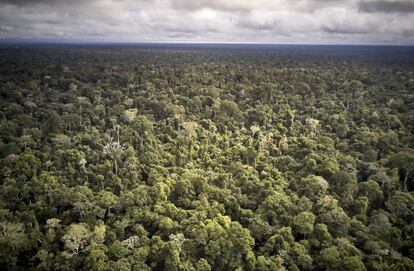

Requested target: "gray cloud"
[
  {"left": 321, "top": 25, "right": 371, "bottom": 35},
  {"left": 0, "top": 0, "right": 99, "bottom": 4},
  {"left": 0, "top": 0, "right": 413, "bottom": 44},
  {"left": 402, "top": 29, "right": 414, "bottom": 37},
  {"left": 358, "top": 1, "right": 414, "bottom": 13},
  {"left": 170, "top": 0, "right": 256, "bottom": 11}
]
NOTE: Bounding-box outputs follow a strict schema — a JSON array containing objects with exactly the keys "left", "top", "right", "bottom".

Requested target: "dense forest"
[{"left": 0, "top": 44, "right": 414, "bottom": 271}]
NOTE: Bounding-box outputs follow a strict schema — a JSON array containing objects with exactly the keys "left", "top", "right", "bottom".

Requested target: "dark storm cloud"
[
  {"left": 358, "top": 1, "right": 414, "bottom": 13},
  {"left": 0, "top": 0, "right": 413, "bottom": 44}
]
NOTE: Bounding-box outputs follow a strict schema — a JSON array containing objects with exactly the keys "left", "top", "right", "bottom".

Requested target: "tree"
[
  {"left": 312, "top": 223, "right": 332, "bottom": 248},
  {"left": 44, "top": 111, "right": 62, "bottom": 134},
  {"left": 15, "top": 151, "right": 41, "bottom": 179},
  {"left": 18, "top": 135, "right": 34, "bottom": 150},
  {"left": 316, "top": 159, "right": 340, "bottom": 179},
  {"left": 318, "top": 246, "right": 340, "bottom": 270},
  {"left": 103, "top": 135, "right": 125, "bottom": 176},
  {"left": 316, "top": 196, "right": 350, "bottom": 237},
  {"left": 297, "top": 175, "right": 329, "bottom": 202},
  {"left": 331, "top": 172, "right": 358, "bottom": 202},
  {"left": 62, "top": 224, "right": 92, "bottom": 256},
  {"left": 189, "top": 215, "right": 255, "bottom": 271},
  {"left": 385, "top": 192, "right": 414, "bottom": 222},
  {"left": 219, "top": 100, "right": 240, "bottom": 120},
  {"left": 341, "top": 256, "right": 367, "bottom": 271},
  {"left": 389, "top": 151, "right": 414, "bottom": 191},
  {"left": 293, "top": 211, "right": 316, "bottom": 238},
  {"left": 260, "top": 192, "right": 294, "bottom": 225},
  {"left": 358, "top": 180, "right": 384, "bottom": 209},
  {"left": 0, "top": 221, "right": 28, "bottom": 268}
]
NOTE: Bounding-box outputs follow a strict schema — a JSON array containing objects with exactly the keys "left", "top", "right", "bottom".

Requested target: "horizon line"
[{"left": 1, "top": 38, "right": 414, "bottom": 47}]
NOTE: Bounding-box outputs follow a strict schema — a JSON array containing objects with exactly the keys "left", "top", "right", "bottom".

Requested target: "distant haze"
[{"left": 0, "top": 0, "right": 413, "bottom": 45}]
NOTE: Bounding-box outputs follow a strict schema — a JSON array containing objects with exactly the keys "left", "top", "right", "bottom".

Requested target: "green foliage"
[
  {"left": 386, "top": 192, "right": 414, "bottom": 222},
  {"left": 62, "top": 223, "right": 92, "bottom": 256},
  {"left": 293, "top": 211, "right": 316, "bottom": 237},
  {"left": 0, "top": 46, "right": 413, "bottom": 270}
]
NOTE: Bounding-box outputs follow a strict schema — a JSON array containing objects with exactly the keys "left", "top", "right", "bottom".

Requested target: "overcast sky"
[{"left": 0, "top": 0, "right": 413, "bottom": 44}]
